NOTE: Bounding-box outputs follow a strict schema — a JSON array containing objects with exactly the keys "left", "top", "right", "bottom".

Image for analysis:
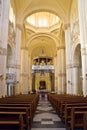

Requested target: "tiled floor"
[{"left": 31, "top": 95, "right": 66, "bottom": 130}]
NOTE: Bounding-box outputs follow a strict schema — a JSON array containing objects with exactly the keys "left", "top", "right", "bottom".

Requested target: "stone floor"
[{"left": 31, "top": 95, "right": 66, "bottom": 130}]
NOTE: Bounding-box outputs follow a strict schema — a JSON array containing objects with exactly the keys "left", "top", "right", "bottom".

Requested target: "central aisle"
[{"left": 31, "top": 95, "right": 66, "bottom": 130}]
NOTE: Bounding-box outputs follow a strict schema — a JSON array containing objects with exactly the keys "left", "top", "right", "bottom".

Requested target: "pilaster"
[
  {"left": 57, "top": 46, "right": 66, "bottom": 94},
  {"left": 64, "top": 23, "right": 72, "bottom": 94},
  {"left": 0, "top": 0, "right": 10, "bottom": 97},
  {"left": 20, "top": 47, "right": 29, "bottom": 93},
  {"left": 78, "top": 0, "right": 87, "bottom": 96}
]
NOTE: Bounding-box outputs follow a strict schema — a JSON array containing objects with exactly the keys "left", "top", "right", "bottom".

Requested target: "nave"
[{"left": 31, "top": 96, "right": 66, "bottom": 130}]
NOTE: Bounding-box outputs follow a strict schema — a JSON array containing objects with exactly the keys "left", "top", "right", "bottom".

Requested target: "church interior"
[{"left": 0, "top": 0, "right": 87, "bottom": 130}]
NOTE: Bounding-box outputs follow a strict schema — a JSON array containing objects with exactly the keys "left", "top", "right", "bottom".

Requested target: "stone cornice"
[
  {"left": 64, "top": 23, "right": 70, "bottom": 30},
  {"left": 20, "top": 73, "right": 28, "bottom": 77},
  {"left": 81, "top": 48, "right": 87, "bottom": 55},
  {"left": 58, "top": 73, "right": 66, "bottom": 76},
  {"left": 0, "top": 47, "right": 7, "bottom": 56},
  {"left": 7, "top": 64, "right": 20, "bottom": 69},
  {"left": 57, "top": 45, "right": 65, "bottom": 50},
  {"left": 66, "top": 63, "right": 79, "bottom": 68},
  {"left": 16, "top": 23, "right": 22, "bottom": 31},
  {"left": 21, "top": 47, "right": 28, "bottom": 51}
]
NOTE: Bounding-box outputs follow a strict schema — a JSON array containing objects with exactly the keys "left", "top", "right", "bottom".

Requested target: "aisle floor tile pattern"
[{"left": 31, "top": 96, "right": 66, "bottom": 130}]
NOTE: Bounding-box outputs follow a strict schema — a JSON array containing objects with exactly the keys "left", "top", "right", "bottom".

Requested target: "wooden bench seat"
[
  {"left": 0, "top": 94, "right": 39, "bottom": 130},
  {"left": 0, "top": 106, "right": 31, "bottom": 130},
  {"left": 0, "top": 111, "right": 24, "bottom": 130},
  {"left": 68, "top": 106, "right": 87, "bottom": 130},
  {"left": 48, "top": 93, "right": 87, "bottom": 130},
  {"left": 61, "top": 102, "right": 87, "bottom": 125}
]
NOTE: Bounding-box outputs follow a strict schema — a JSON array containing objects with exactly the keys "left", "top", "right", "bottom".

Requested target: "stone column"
[
  {"left": 0, "top": 0, "right": 3, "bottom": 42},
  {"left": 78, "top": 0, "right": 87, "bottom": 96},
  {"left": 54, "top": 55, "right": 58, "bottom": 92},
  {"left": 28, "top": 54, "right": 32, "bottom": 91},
  {"left": 0, "top": 0, "right": 10, "bottom": 97},
  {"left": 14, "top": 25, "right": 22, "bottom": 94},
  {"left": 20, "top": 47, "right": 29, "bottom": 93},
  {"left": 64, "top": 24, "right": 72, "bottom": 94},
  {"left": 57, "top": 47, "right": 66, "bottom": 94},
  {"left": 72, "top": 64, "right": 79, "bottom": 95},
  {"left": 57, "top": 48, "right": 61, "bottom": 93}
]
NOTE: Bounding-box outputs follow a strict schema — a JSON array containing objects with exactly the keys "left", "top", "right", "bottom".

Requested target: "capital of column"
[
  {"left": 81, "top": 48, "right": 87, "bottom": 55},
  {"left": 0, "top": 47, "right": 7, "bottom": 56},
  {"left": 66, "top": 63, "right": 72, "bottom": 69},
  {"left": 0, "top": 46, "right": 2, "bottom": 54},
  {"left": 66, "top": 62, "right": 79, "bottom": 69},
  {"left": 72, "top": 63, "right": 79, "bottom": 68},
  {"left": 21, "top": 47, "right": 28, "bottom": 51},
  {"left": 16, "top": 23, "right": 23, "bottom": 31},
  {"left": 64, "top": 23, "right": 70, "bottom": 30},
  {"left": 20, "top": 73, "right": 28, "bottom": 77},
  {"left": 58, "top": 72, "right": 66, "bottom": 77},
  {"left": 57, "top": 46, "right": 65, "bottom": 50},
  {"left": 7, "top": 63, "right": 20, "bottom": 69}
]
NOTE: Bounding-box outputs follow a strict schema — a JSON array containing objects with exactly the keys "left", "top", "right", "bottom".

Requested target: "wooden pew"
[
  {"left": 0, "top": 103, "right": 34, "bottom": 129},
  {"left": 84, "top": 113, "right": 87, "bottom": 130},
  {"left": 0, "top": 106, "right": 30, "bottom": 130},
  {"left": 0, "top": 94, "right": 39, "bottom": 115},
  {"left": 69, "top": 106, "right": 87, "bottom": 130},
  {"left": 61, "top": 102, "right": 87, "bottom": 125},
  {"left": 48, "top": 93, "right": 87, "bottom": 130},
  {"left": 0, "top": 93, "right": 39, "bottom": 129},
  {"left": 0, "top": 111, "right": 24, "bottom": 130}
]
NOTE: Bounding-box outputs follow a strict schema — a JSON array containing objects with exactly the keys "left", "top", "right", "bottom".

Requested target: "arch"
[
  {"left": 26, "top": 33, "right": 59, "bottom": 48},
  {"left": 27, "top": 33, "right": 58, "bottom": 59},
  {"left": 21, "top": 6, "right": 68, "bottom": 25},
  {"left": 24, "top": 9, "right": 65, "bottom": 22}
]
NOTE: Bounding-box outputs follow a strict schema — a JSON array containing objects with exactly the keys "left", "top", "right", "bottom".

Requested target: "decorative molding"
[
  {"left": 81, "top": 48, "right": 87, "bottom": 55},
  {"left": 0, "top": 48, "right": 7, "bottom": 56},
  {"left": 64, "top": 23, "right": 70, "bottom": 30},
  {"left": 57, "top": 46, "right": 65, "bottom": 50},
  {"left": 72, "top": 63, "right": 79, "bottom": 68},
  {"left": 66, "top": 63, "right": 72, "bottom": 69},
  {"left": 8, "top": 21, "right": 16, "bottom": 45},
  {"left": 59, "top": 46, "right": 65, "bottom": 49},
  {"left": 2, "top": 48, "right": 7, "bottom": 55},
  {"left": 20, "top": 73, "right": 28, "bottom": 77},
  {"left": 21, "top": 47, "right": 28, "bottom": 51},
  {"left": 66, "top": 63, "right": 79, "bottom": 68},
  {"left": 58, "top": 73, "right": 66, "bottom": 77},
  {"left": 16, "top": 23, "right": 22, "bottom": 30},
  {"left": 0, "top": 45, "right": 2, "bottom": 54},
  {"left": 7, "top": 64, "right": 20, "bottom": 69}
]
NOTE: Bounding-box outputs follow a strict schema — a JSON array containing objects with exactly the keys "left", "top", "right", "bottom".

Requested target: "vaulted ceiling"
[
  {"left": 13, "top": 0, "right": 72, "bottom": 24},
  {"left": 11, "top": 0, "right": 72, "bottom": 59}
]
